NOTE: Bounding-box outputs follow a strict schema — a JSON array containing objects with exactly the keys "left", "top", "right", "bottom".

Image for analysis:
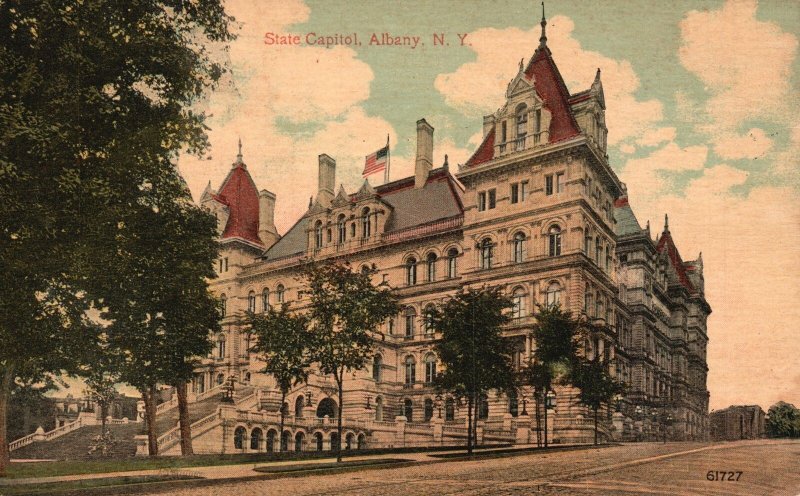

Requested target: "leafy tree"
[
  {"left": 7, "top": 380, "right": 58, "bottom": 442},
  {"left": 249, "top": 303, "right": 311, "bottom": 452},
  {"left": 766, "top": 402, "right": 800, "bottom": 438},
  {"left": 572, "top": 357, "right": 626, "bottom": 445},
  {"left": 303, "top": 261, "right": 399, "bottom": 462},
  {"left": 84, "top": 370, "right": 119, "bottom": 435},
  {"left": 432, "top": 287, "right": 516, "bottom": 454},
  {"left": 520, "top": 359, "right": 552, "bottom": 447},
  {"left": 0, "top": 0, "right": 232, "bottom": 473}
]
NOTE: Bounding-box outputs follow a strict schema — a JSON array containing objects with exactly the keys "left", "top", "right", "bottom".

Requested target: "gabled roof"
[
  {"left": 217, "top": 160, "right": 264, "bottom": 247},
  {"left": 656, "top": 228, "right": 696, "bottom": 293},
  {"left": 614, "top": 196, "right": 643, "bottom": 237},
  {"left": 465, "top": 127, "right": 495, "bottom": 167}
]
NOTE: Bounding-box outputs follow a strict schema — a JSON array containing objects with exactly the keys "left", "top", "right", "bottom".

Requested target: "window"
[
  {"left": 546, "top": 282, "right": 562, "bottom": 307},
  {"left": 387, "top": 317, "right": 395, "bottom": 335},
  {"left": 276, "top": 284, "right": 285, "bottom": 304},
  {"left": 596, "top": 297, "right": 604, "bottom": 321},
  {"left": 426, "top": 252, "right": 437, "bottom": 282},
  {"left": 605, "top": 246, "right": 611, "bottom": 272},
  {"left": 445, "top": 397, "right": 455, "bottom": 421},
  {"left": 295, "top": 396, "right": 304, "bottom": 417},
  {"left": 545, "top": 175, "right": 554, "bottom": 195},
  {"left": 224, "top": 257, "right": 228, "bottom": 272},
  {"left": 220, "top": 294, "right": 227, "bottom": 318},
  {"left": 373, "top": 355, "right": 382, "bottom": 382},
  {"left": 314, "top": 220, "right": 323, "bottom": 248},
  {"left": 362, "top": 208, "right": 371, "bottom": 238},
  {"left": 403, "top": 398, "right": 413, "bottom": 420},
  {"left": 513, "top": 232, "right": 526, "bottom": 263},
  {"left": 479, "top": 238, "right": 493, "bottom": 270},
  {"left": 584, "top": 231, "right": 592, "bottom": 256},
  {"left": 488, "top": 189, "right": 496, "bottom": 209},
  {"left": 234, "top": 426, "right": 246, "bottom": 450},
  {"left": 424, "top": 398, "right": 434, "bottom": 421},
  {"left": 247, "top": 291, "right": 256, "bottom": 313},
  {"left": 404, "top": 307, "right": 416, "bottom": 339},
  {"left": 501, "top": 121, "right": 507, "bottom": 143},
  {"left": 337, "top": 215, "right": 346, "bottom": 244},
  {"left": 510, "top": 183, "right": 519, "bottom": 204},
  {"left": 511, "top": 287, "right": 526, "bottom": 319},
  {"left": 423, "top": 305, "right": 435, "bottom": 335},
  {"left": 595, "top": 237, "right": 602, "bottom": 265},
  {"left": 375, "top": 397, "right": 383, "bottom": 421},
  {"left": 217, "top": 335, "right": 226, "bottom": 359},
  {"left": 516, "top": 104, "right": 528, "bottom": 138},
  {"left": 404, "top": 356, "right": 416, "bottom": 386},
  {"left": 424, "top": 354, "right": 437, "bottom": 384},
  {"left": 447, "top": 248, "right": 458, "bottom": 278},
  {"left": 350, "top": 222, "right": 356, "bottom": 238},
  {"left": 521, "top": 180, "right": 529, "bottom": 201},
  {"left": 478, "top": 192, "right": 486, "bottom": 211},
  {"left": 548, "top": 225, "right": 562, "bottom": 257},
  {"left": 556, "top": 172, "right": 565, "bottom": 193},
  {"left": 261, "top": 288, "right": 270, "bottom": 312},
  {"left": 534, "top": 108, "right": 542, "bottom": 134},
  {"left": 326, "top": 228, "right": 332, "bottom": 243},
  {"left": 405, "top": 257, "right": 417, "bottom": 285},
  {"left": 584, "top": 287, "right": 593, "bottom": 315}
]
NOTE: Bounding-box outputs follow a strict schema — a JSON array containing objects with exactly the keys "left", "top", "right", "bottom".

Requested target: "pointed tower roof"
[
  {"left": 656, "top": 222, "right": 696, "bottom": 293},
  {"left": 216, "top": 142, "right": 264, "bottom": 247},
  {"left": 614, "top": 185, "right": 644, "bottom": 236}
]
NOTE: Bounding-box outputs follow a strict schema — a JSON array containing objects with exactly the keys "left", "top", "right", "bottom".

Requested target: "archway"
[
  {"left": 266, "top": 429, "right": 277, "bottom": 452},
  {"left": 316, "top": 397, "right": 337, "bottom": 418},
  {"left": 345, "top": 432, "right": 355, "bottom": 450},
  {"left": 281, "top": 430, "right": 291, "bottom": 451},
  {"left": 314, "top": 432, "right": 323, "bottom": 451},
  {"left": 233, "top": 426, "right": 246, "bottom": 450},
  {"left": 250, "top": 427, "right": 263, "bottom": 451},
  {"left": 294, "top": 432, "right": 305, "bottom": 452},
  {"left": 357, "top": 433, "right": 366, "bottom": 450},
  {"left": 295, "top": 396, "right": 305, "bottom": 417},
  {"left": 330, "top": 432, "right": 340, "bottom": 451}
]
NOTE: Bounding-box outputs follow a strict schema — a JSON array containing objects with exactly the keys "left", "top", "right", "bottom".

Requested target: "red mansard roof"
[
  {"left": 656, "top": 231, "right": 695, "bottom": 293},
  {"left": 217, "top": 162, "right": 264, "bottom": 247},
  {"left": 465, "top": 127, "right": 495, "bottom": 167}
]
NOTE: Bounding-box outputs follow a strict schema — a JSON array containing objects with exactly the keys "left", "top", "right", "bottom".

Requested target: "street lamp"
[
  {"left": 435, "top": 393, "right": 443, "bottom": 419},
  {"left": 544, "top": 389, "right": 556, "bottom": 448}
]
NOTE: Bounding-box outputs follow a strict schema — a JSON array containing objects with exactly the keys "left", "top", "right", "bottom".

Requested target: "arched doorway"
[
  {"left": 314, "top": 432, "right": 323, "bottom": 451},
  {"left": 357, "top": 433, "right": 366, "bottom": 450},
  {"left": 281, "top": 430, "right": 291, "bottom": 451},
  {"left": 316, "top": 397, "right": 337, "bottom": 418},
  {"left": 294, "top": 432, "right": 305, "bottom": 452},
  {"left": 266, "top": 429, "right": 277, "bottom": 452},
  {"left": 250, "top": 428, "right": 263, "bottom": 451},
  {"left": 234, "top": 426, "right": 246, "bottom": 450},
  {"left": 345, "top": 432, "right": 355, "bottom": 450},
  {"left": 330, "top": 432, "right": 340, "bottom": 451}
]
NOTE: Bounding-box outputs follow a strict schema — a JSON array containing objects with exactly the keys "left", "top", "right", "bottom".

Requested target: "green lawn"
[{"left": 0, "top": 474, "right": 200, "bottom": 495}]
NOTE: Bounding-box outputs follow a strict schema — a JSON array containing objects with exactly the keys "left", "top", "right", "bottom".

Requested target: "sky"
[{"left": 170, "top": 0, "right": 800, "bottom": 411}]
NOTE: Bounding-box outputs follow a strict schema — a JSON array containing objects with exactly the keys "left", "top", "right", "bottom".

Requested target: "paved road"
[{"left": 140, "top": 440, "right": 800, "bottom": 496}]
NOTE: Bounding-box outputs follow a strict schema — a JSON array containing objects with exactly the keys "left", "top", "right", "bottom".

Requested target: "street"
[{"left": 138, "top": 440, "right": 800, "bottom": 495}]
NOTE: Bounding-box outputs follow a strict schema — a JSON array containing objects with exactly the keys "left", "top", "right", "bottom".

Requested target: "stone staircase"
[{"left": 11, "top": 423, "right": 142, "bottom": 460}]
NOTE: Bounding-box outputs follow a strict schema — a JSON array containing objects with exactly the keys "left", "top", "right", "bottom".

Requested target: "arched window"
[
  {"left": 219, "top": 294, "right": 227, "bottom": 318},
  {"left": 313, "top": 432, "right": 323, "bottom": 451},
  {"left": 478, "top": 394, "right": 489, "bottom": 419},
  {"left": 595, "top": 237, "right": 602, "bottom": 264},
  {"left": 247, "top": 291, "right": 256, "bottom": 313},
  {"left": 372, "top": 354, "right": 382, "bottom": 382},
  {"left": 294, "top": 432, "right": 304, "bottom": 452},
  {"left": 513, "top": 232, "right": 526, "bottom": 263},
  {"left": 585, "top": 285, "right": 593, "bottom": 315},
  {"left": 350, "top": 222, "right": 356, "bottom": 238},
  {"left": 548, "top": 225, "right": 562, "bottom": 257},
  {"left": 266, "top": 430, "right": 277, "bottom": 452},
  {"left": 447, "top": 248, "right": 458, "bottom": 278},
  {"left": 250, "top": 428, "right": 262, "bottom": 450},
  {"left": 403, "top": 398, "right": 413, "bottom": 420},
  {"left": 362, "top": 208, "right": 371, "bottom": 238},
  {"left": 244, "top": 372, "right": 251, "bottom": 383},
  {"left": 295, "top": 396, "right": 305, "bottom": 417},
  {"left": 479, "top": 238, "right": 493, "bottom": 270},
  {"left": 546, "top": 282, "right": 562, "bottom": 307},
  {"left": 404, "top": 307, "right": 416, "bottom": 339},
  {"left": 357, "top": 433, "right": 366, "bottom": 450},
  {"left": 276, "top": 284, "right": 285, "bottom": 304},
  {"left": 424, "top": 354, "right": 437, "bottom": 384},
  {"left": 345, "top": 432, "right": 354, "bottom": 450},
  {"left": 404, "top": 356, "right": 416, "bottom": 386},
  {"left": 425, "top": 252, "right": 437, "bottom": 282},
  {"left": 424, "top": 398, "right": 434, "bottom": 421},
  {"left": 508, "top": 390, "right": 519, "bottom": 417},
  {"left": 511, "top": 287, "right": 526, "bottom": 319},
  {"left": 423, "top": 304, "right": 435, "bottom": 335},
  {"left": 337, "top": 215, "right": 346, "bottom": 244},
  {"left": 516, "top": 103, "right": 528, "bottom": 138},
  {"left": 216, "top": 373, "right": 225, "bottom": 385},
  {"left": 281, "top": 431, "right": 291, "bottom": 452},
  {"left": 445, "top": 397, "right": 455, "bottom": 421},
  {"left": 406, "top": 257, "right": 417, "bottom": 285},
  {"left": 217, "top": 335, "right": 226, "bottom": 359},
  {"left": 584, "top": 230, "right": 592, "bottom": 256},
  {"left": 234, "top": 426, "right": 246, "bottom": 450},
  {"left": 314, "top": 220, "right": 323, "bottom": 248},
  {"left": 375, "top": 396, "right": 383, "bottom": 421},
  {"left": 261, "top": 288, "right": 270, "bottom": 312}
]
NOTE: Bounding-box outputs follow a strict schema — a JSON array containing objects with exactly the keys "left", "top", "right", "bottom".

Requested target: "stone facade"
[
  {"left": 189, "top": 18, "right": 711, "bottom": 453},
  {"left": 710, "top": 405, "right": 765, "bottom": 441}
]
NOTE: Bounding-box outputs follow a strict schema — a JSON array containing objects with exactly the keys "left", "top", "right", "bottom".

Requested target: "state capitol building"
[{"left": 185, "top": 16, "right": 710, "bottom": 454}]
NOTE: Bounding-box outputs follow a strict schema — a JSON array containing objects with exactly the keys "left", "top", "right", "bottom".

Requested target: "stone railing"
[
  {"left": 194, "top": 384, "right": 224, "bottom": 403},
  {"left": 155, "top": 410, "right": 223, "bottom": 454},
  {"left": 10, "top": 418, "right": 85, "bottom": 451},
  {"left": 381, "top": 216, "right": 463, "bottom": 244},
  {"left": 155, "top": 396, "right": 178, "bottom": 416}
]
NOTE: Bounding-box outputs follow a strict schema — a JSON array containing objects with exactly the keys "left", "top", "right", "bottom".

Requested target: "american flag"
[{"left": 363, "top": 145, "right": 388, "bottom": 178}]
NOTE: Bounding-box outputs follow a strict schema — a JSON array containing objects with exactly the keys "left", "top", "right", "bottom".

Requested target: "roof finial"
[
  {"left": 539, "top": 2, "right": 547, "bottom": 48},
  {"left": 664, "top": 213, "right": 670, "bottom": 233},
  {"left": 236, "top": 137, "right": 243, "bottom": 164}
]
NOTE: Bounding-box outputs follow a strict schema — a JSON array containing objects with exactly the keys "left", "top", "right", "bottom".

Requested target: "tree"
[
  {"left": 520, "top": 359, "right": 552, "bottom": 447},
  {"left": 303, "top": 261, "right": 399, "bottom": 462},
  {"left": 249, "top": 303, "right": 311, "bottom": 452},
  {"left": 0, "top": 0, "right": 232, "bottom": 474},
  {"left": 84, "top": 370, "right": 119, "bottom": 436},
  {"left": 572, "top": 357, "right": 626, "bottom": 445},
  {"left": 766, "top": 402, "right": 800, "bottom": 438},
  {"left": 432, "top": 287, "right": 516, "bottom": 454}
]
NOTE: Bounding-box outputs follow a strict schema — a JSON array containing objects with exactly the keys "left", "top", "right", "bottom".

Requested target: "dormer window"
[
  {"left": 516, "top": 104, "right": 528, "bottom": 138},
  {"left": 361, "top": 208, "right": 371, "bottom": 238},
  {"left": 314, "top": 220, "right": 323, "bottom": 248}
]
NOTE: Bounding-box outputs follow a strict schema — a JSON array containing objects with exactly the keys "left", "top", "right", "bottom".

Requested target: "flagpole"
[{"left": 384, "top": 134, "right": 390, "bottom": 185}]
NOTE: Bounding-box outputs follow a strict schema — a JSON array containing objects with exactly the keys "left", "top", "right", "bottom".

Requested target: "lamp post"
[
  {"left": 634, "top": 405, "right": 643, "bottom": 442},
  {"left": 435, "top": 393, "right": 443, "bottom": 419},
  {"left": 544, "top": 389, "right": 556, "bottom": 448}
]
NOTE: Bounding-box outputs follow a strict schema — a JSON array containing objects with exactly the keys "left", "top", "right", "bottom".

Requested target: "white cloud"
[
  {"left": 620, "top": 142, "right": 709, "bottom": 199},
  {"left": 713, "top": 128, "right": 774, "bottom": 160},
  {"left": 636, "top": 127, "right": 676, "bottom": 147},
  {"left": 434, "top": 17, "right": 664, "bottom": 145}
]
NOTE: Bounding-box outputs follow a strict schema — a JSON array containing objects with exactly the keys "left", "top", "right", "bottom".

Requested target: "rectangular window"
[
  {"left": 501, "top": 121, "right": 507, "bottom": 143},
  {"left": 510, "top": 183, "right": 519, "bottom": 204},
  {"left": 534, "top": 108, "right": 542, "bottom": 134},
  {"left": 478, "top": 191, "right": 486, "bottom": 211},
  {"left": 521, "top": 180, "right": 528, "bottom": 201},
  {"left": 488, "top": 189, "right": 496, "bottom": 209},
  {"left": 545, "top": 175, "right": 553, "bottom": 195},
  {"left": 556, "top": 172, "right": 565, "bottom": 193}
]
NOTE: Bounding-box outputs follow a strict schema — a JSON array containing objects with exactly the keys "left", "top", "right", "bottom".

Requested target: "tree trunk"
[
  {"left": 466, "top": 394, "right": 473, "bottom": 455},
  {"left": 534, "top": 393, "right": 542, "bottom": 448},
  {"left": 278, "top": 390, "right": 286, "bottom": 453},
  {"left": 100, "top": 402, "right": 107, "bottom": 434},
  {"left": 0, "top": 364, "right": 15, "bottom": 477},
  {"left": 176, "top": 382, "right": 193, "bottom": 456},
  {"left": 472, "top": 392, "right": 480, "bottom": 450},
  {"left": 142, "top": 386, "right": 158, "bottom": 456},
  {"left": 594, "top": 406, "right": 599, "bottom": 446},
  {"left": 336, "top": 371, "right": 343, "bottom": 463},
  {"left": 543, "top": 394, "right": 548, "bottom": 449}
]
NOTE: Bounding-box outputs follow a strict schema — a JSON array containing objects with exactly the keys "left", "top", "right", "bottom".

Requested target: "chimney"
[
  {"left": 415, "top": 118, "right": 434, "bottom": 189},
  {"left": 258, "top": 190, "right": 279, "bottom": 249},
  {"left": 317, "top": 154, "right": 336, "bottom": 206}
]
